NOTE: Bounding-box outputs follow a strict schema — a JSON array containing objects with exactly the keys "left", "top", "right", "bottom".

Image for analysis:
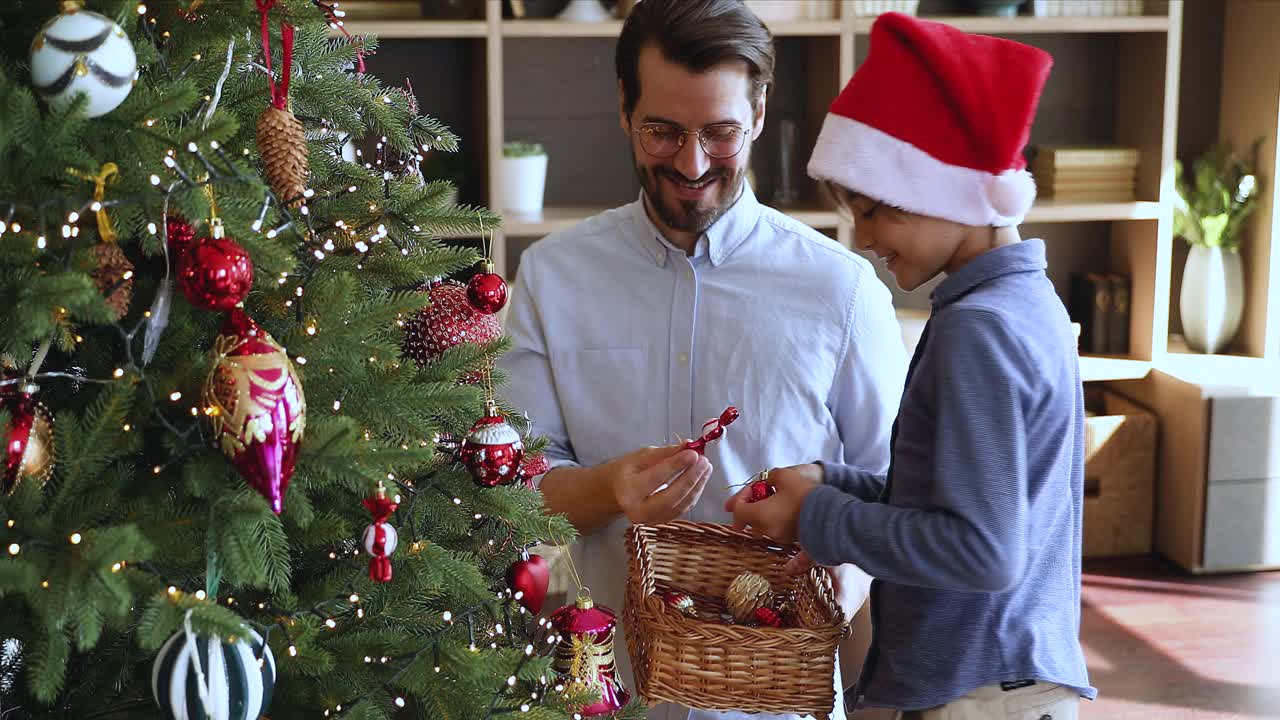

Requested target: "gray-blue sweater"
[{"left": 798, "top": 239, "right": 1097, "bottom": 711}]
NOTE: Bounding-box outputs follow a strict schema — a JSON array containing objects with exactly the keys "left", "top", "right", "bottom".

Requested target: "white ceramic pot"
[
  {"left": 1179, "top": 244, "right": 1244, "bottom": 354},
  {"left": 501, "top": 154, "right": 548, "bottom": 214}
]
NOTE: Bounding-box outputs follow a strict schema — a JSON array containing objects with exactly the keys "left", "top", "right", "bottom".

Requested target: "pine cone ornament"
[
  {"left": 90, "top": 242, "right": 133, "bottom": 320},
  {"left": 725, "top": 571, "right": 773, "bottom": 624},
  {"left": 256, "top": 106, "right": 309, "bottom": 207}
]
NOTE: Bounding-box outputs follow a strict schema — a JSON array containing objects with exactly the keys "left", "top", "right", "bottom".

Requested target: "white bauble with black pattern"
[
  {"left": 29, "top": 5, "right": 138, "bottom": 118},
  {"left": 151, "top": 626, "right": 276, "bottom": 720}
]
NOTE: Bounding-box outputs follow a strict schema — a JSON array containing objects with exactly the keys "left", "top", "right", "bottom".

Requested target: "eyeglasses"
[{"left": 633, "top": 122, "right": 751, "bottom": 160}]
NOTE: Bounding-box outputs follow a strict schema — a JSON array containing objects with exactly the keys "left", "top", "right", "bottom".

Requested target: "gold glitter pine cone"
[
  {"left": 256, "top": 105, "right": 309, "bottom": 208},
  {"left": 725, "top": 571, "right": 774, "bottom": 624}
]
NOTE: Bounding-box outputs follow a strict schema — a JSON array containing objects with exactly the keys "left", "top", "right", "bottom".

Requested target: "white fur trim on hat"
[{"left": 807, "top": 113, "right": 1036, "bottom": 227}]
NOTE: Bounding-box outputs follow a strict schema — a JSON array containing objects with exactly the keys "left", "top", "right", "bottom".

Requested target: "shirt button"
[
  {"left": 677, "top": 352, "right": 689, "bottom": 366},
  {"left": 656, "top": 250, "right": 664, "bottom": 263},
  {"left": 684, "top": 267, "right": 694, "bottom": 279}
]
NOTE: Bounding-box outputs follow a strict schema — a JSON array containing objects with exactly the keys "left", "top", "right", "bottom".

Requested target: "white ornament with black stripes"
[{"left": 29, "top": 4, "right": 138, "bottom": 118}]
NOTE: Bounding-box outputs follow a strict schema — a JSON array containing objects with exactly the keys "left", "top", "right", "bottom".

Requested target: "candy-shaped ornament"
[{"left": 362, "top": 482, "right": 399, "bottom": 583}]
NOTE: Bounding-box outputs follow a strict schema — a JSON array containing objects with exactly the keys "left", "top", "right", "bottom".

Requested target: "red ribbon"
[
  {"left": 255, "top": 0, "right": 295, "bottom": 110},
  {"left": 368, "top": 554, "right": 393, "bottom": 583},
  {"left": 684, "top": 406, "right": 739, "bottom": 454},
  {"left": 312, "top": 0, "right": 366, "bottom": 74}
]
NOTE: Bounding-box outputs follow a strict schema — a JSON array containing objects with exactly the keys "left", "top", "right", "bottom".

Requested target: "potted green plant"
[
  {"left": 502, "top": 141, "right": 548, "bottom": 214},
  {"left": 1173, "top": 138, "right": 1264, "bottom": 353}
]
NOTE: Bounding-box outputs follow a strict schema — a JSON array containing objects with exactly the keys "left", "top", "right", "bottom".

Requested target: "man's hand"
[
  {"left": 605, "top": 445, "right": 712, "bottom": 526},
  {"left": 725, "top": 463, "right": 823, "bottom": 544}
]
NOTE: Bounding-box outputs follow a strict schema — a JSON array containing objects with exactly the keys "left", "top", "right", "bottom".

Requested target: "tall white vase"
[{"left": 1179, "top": 244, "right": 1244, "bottom": 354}]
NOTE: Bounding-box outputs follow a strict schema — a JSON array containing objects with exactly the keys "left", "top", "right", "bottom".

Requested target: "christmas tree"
[{"left": 0, "top": 1, "right": 638, "bottom": 717}]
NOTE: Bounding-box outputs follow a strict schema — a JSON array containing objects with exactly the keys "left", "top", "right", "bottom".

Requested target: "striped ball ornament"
[
  {"left": 151, "top": 626, "right": 275, "bottom": 720},
  {"left": 29, "top": 5, "right": 138, "bottom": 118}
]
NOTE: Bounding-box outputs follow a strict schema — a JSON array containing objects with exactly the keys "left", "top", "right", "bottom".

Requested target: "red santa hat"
[{"left": 807, "top": 12, "right": 1053, "bottom": 227}]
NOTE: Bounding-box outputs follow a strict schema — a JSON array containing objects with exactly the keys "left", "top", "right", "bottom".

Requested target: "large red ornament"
[
  {"left": 2, "top": 380, "right": 54, "bottom": 496},
  {"left": 459, "top": 401, "right": 524, "bottom": 488},
  {"left": 204, "top": 308, "right": 306, "bottom": 514},
  {"left": 506, "top": 549, "right": 549, "bottom": 615},
  {"left": 684, "top": 406, "right": 739, "bottom": 455},
  {"left": 361, "top": 483, "right": 399, "bottom": 584},
  {"left": 550, "top": 591, "right": 631, "bottom": 717},
  {"left": 401, "top": 279, "right": 502, "bottom": 384},
  {"left": 465, "top": 262, "right": 508, "bottom": 315},
  {"left": 177, "top": 219, "right": 254, "bottom": 312}
]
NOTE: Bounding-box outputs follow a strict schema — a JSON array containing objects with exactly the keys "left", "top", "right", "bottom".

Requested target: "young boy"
[{"left": 727, "top": 12, "right": 1096, "bottom": 720}]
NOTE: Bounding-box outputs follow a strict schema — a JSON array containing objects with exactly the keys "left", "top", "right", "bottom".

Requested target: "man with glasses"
[{"left": 499, "top": 1, "right": 907, "bottom": 717}]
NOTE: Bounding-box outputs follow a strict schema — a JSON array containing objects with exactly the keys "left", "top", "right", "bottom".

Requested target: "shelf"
[
  {"left": 501, "top": 19, "right": 841, "bottom": 38},
  {"left": 337, "top": 20, "right": 487, "bottom": 38},
  {"left": 502, "top": 204, "right": 838, "bottom": 236},
  {"left": 1024, "top": 199, "right": 1163, "bottom": 223},
  {"left": 1080, "top": 355, "right": 1152, "bottom": 383},
  {"left": 855, "top": 14, "right": 1171, "bottom": 34},
  {"left": 1156, "top": 336, "right": 1274, "bottom": 386}
]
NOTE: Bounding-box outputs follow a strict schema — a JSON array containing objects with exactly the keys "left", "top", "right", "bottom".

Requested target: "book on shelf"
[
  {"left": 1039, "top": 186, "right": 1138, "bottom": 202},
  {"left": 1069, "top": 272, "right": 1112, "bottom": 355},
  {"left": 1029, "top": 145, "right": 1141, "bottom": 168},
  {"left": 1031, "top": 0, "right": 1145, "bottom": 17},
  {"left": 1034, "top": 166, "right": 1138, "bottom": 183}
]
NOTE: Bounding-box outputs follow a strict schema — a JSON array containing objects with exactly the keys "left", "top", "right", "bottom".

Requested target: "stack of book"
[
  {"left": 1069, "top": 272, "right": 1132, "bottom": 355},
  {"left": 1032, "top": 0, "right": 1144, "bottom": 16},
  {"left": 1030, "top": 146, "right": 1140, "bottom": 202}
]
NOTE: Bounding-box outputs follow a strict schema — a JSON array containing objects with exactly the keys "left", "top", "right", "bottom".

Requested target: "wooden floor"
[{"left": 1077, "top": 555, "right": 1280, "bottom": 719}]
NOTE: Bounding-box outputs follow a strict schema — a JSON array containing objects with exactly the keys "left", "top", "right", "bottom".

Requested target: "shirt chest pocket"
[{"left": 555, "top": 348, "right": 654, "bottom": 466}]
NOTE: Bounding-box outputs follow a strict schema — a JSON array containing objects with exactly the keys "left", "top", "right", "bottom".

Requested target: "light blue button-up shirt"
[{"left": 498, "top": 184, "right": 908, "bottom": 720}]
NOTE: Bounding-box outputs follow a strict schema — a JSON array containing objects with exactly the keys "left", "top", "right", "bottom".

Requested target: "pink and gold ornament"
[
  {"left": 361, "top": 482, "right": 399, "bottom": 583},
  {"left": 203, "top": 309, "right": 306, "bottom": 514},
  {"left": 401, "top": 279, "right": 501, "bottom": 385},
  {"left": 459, "top": 401, "right": 524, "bottom": 488},
  {"left": 550, "top": 591, "right": 630, "bottom": 716}
]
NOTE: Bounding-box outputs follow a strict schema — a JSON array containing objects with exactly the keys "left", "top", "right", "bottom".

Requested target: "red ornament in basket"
[{"left": 550, "top": 590, "right": 631, "bottom": 717}]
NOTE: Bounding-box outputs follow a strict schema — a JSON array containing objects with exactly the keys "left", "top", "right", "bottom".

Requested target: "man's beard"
[{"left": 634, "top": 156, "right": 747, "bottom": 235}]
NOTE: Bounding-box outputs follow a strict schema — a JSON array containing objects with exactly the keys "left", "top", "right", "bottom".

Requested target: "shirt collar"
[
  {"left": 931, "top": 239, "right": 1048, "bottom": 308},
  {"left": 629, "top": 180, "right": 762, "bottom": 268}
]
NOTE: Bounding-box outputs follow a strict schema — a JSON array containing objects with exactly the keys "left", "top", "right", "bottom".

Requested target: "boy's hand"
[{"left": 725, "top": 463, "right": 823, "bottom": 544}]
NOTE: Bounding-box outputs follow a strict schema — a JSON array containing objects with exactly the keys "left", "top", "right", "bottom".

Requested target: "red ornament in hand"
[
  {"left": 684, "top": 406, "right": 739, "bottom": 455},
  {"left": 401, "top": 279, "right": 502, "bottom": 384},
  {"left": 506, "top": 549, "right": 549, "bottom": 614},
  {"left": 177, "top": 219, "right": 254, "bottom": 311},
  {"left": 2, "top": 380, "right": 55, "bottom": 496},
  {"left": 362, "top": 483, "right": 399, "bottom": 584},
  {"left": 550, "top": 592, "right": 631, "bottom": 717},
  {"left": 459, "top": 401, "right": 524, "bottom": 488},
  {"left": 466, "top": 262, "right": 508, "bottom": 314},
  {"left": 746, "top": 470, "right": 776, "bottom": 504},
  {"left": 203, "top": 309, "right": 306, "bottom": 514}
]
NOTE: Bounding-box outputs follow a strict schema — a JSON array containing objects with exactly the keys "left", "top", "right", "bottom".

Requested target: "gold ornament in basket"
[{"left": 624, "top": 521, "right": 847, "bottom": 719}]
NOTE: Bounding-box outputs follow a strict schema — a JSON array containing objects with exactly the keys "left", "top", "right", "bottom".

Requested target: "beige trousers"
[{"left": 895, "top": 683, "right": 1080, "bottom": 720}]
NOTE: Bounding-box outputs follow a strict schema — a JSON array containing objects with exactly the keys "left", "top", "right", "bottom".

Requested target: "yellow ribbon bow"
[{"left": 69, "top": 162, "right": 120, "bottom": 243}]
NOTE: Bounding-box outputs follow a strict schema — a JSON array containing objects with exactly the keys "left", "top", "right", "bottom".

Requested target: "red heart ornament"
[{"left": 507, "top": 551, "right": 550, "bottom": 615}]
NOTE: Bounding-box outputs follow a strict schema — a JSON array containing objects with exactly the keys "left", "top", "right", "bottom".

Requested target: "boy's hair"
[
  {"left": 615, "top": 0, "right": 775, "bottom": 119},
  {"left": 820, "top": 180, "right": 906, "bottom": 221}
]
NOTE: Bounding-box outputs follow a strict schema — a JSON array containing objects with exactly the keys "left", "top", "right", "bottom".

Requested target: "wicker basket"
[{"left": 624, "top": 521, "right": 847, "bottom": 719}]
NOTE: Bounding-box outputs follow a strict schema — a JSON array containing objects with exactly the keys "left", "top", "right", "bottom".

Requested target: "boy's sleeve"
[
  {"left": 816, "top": 461, "right": 887, "bottom": 504},
  {"left": 799, "top": 309, "right": 1034, "bottom": 593},
  {"left": 494, "top": 249, "right": 580, "bottom": 483},
  {"left": 828, "top": 267, "right": 907, "bottom": 477}
]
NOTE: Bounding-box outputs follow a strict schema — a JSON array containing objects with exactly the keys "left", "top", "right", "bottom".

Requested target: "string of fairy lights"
[{"left": 0, "top": 2, "right": 568, "bottom": 717}]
